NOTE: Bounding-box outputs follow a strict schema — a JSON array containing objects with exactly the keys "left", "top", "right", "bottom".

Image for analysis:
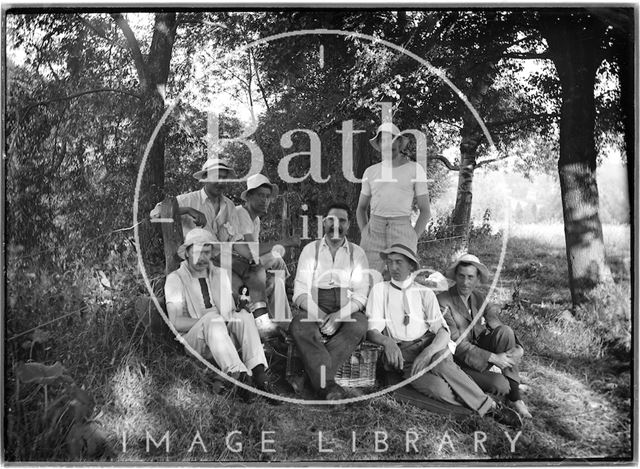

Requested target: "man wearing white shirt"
[
  {"left": 366, "top": 244, "right": 522, "bottom": 428},
  {"left": 289, "top": 202, "right": 370, "bottom": 400},
  {"left": 164, "top": 228, "right": 273, "bottom": 395}
]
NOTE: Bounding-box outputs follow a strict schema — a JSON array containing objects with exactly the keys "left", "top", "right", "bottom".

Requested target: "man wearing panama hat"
[
  {"left": 150, "top": 158, "right": 279, "bottom": 339},
  {"left": 438, "top": 254, "right": 532, "bottom": 419},
  {"left": 356, "top": 123, "right": 431, "bottom": 276},
  {"left": 164, "top": 228, "right": 274, "bottom": 395},
  {"left": 365, "top": 244, "right": 523, "bottom": 428}
]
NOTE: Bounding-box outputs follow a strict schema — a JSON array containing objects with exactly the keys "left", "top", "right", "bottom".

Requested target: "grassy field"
[{"left": 4, "top": 223, "right": 632, "bottom": 462}]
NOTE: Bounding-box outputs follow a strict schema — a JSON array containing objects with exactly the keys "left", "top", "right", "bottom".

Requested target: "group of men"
[{"left": 153, "top": 156, "right": 531, "bottom": 429}]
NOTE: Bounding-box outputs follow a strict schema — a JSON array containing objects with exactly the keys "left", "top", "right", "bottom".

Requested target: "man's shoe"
[
  {"left": 324, "top": 383, "right": 347, "bottom": 401},
  {"left": 255, "top": 379, "right": 282, "bottom": 405},
  {"left": 509, "top": 399, "right": 532, "bottom": 418},
  {"left": 255, "top": 313, "right": 280, "bottom": 339},
  {"left": 487, "top": 403, "right": 523, "bottom": 429}
]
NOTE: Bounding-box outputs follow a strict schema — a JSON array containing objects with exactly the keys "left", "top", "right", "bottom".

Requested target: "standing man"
[
  {"left": 150, "top": 158, "right": 278, "bottom": 339},
  {"left": 438, "top": 254, "right": 532, "bottom": 419},
  {"left": 164, "top": 228, "right": 273, "bottom": 394},
  {"left": 366, "top": 244, "right": 523, "bottom": 428},
  {"left": 289, "top": 202, "right": 370, "bottom": 400},
  {"left": 236, "top": 174, "right": 300, "bottom": 325}
]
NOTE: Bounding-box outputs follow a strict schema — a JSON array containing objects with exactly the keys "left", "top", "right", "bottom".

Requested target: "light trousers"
[{"left": 183, "top": 310, "right": 267, "bottom": 374}]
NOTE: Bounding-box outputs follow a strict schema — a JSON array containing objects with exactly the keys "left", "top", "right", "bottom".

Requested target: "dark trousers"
[
  {"left": 461, "top": 325, "right": 522, "bottom": 401},
  {"left": 289, "top": 288, "right": 367, "bottom": 392},
  {"left": 393, "top": 334, "right": 493, "bottom": 416}
]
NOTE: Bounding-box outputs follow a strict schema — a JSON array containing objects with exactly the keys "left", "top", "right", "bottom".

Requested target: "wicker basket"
[
  {"left": 335, "top": 342, "right": 383, "bottom": 388},
  {"left": 285, "top": 336, "right": 382, "bottom": 388}
]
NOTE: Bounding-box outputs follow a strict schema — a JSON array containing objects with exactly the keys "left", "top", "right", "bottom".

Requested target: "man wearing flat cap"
[
  {"left": 164, "top": 228, "right": 273, "bottom": 394},
  {"left": 438, "top": 253, "right": 532, "bottom": 419},
  {"left": 150, "top": 158, "right": 279, "bottom": 339},
  {"left": 365, "top": 244, "right": 523, "bottom": 428}
]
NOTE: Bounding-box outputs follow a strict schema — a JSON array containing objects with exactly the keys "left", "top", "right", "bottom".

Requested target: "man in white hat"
[
  {"left": 365, "top": 244, "right": 523, "bottom": 428},
  {"left": 150, "top": 158, "right": 279, "bottom": 339},
  {"left": 438, "top": 253, "right": 532, "bottom": 419},
  {"left": 163, "top": 228, "right": 274, "bottom": 395},
  {"left": 356, "top": 123, "right": 431, "bottom": 276},
  {"left": 236, "top": 174, "right": 299, "bottom": 326}
]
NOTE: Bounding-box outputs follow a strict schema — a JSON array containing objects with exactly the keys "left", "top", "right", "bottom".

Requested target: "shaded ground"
[{"left": 5, "top": 224, "right": 632, "bottom": 462}]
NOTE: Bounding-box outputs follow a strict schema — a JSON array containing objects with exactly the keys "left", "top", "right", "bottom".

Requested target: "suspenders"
[{"left": 311, "top": 239, "right": 354, "bottom": 283}]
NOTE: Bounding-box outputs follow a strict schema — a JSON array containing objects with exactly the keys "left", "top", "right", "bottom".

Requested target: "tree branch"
[
  {"left": 111, "top": 13, "right": 148, "bottom": 89},
  {"left": 77, "top": 15, "right": 123, "bottom": 49},
  {"left": 476, "top": 154, "right": 510, "bottom": 168},
  {"left": 486, "top": 112, "right": 558, "bottom": 128},
  {"left": 22, "top": 88, "right": 142, "bottom": 116},
  {"left": 430, "top": 154, "right": 460, "bottom": 170},
  {"left": 502, "top": 52, "right": 551, "bottom": 60}
]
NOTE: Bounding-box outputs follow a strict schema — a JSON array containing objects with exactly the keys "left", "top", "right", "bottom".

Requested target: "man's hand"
[
  {"left": 505, "top": 346, "right": 524, "bottom": 364},
  {"left": 384, "top": 341, "right": 404, "bottom": 371},
  {"left": 184, "top": 207, "right": 207, "bottom": 227},
  {"left": 411, "top": 346, "right": 436, "bottom": 377},
  {"left": 319, "top": 312, "right": 341, "bottom": 335},
  {"left": 489, "top": 352, "right": 516, "bottom": 370}
]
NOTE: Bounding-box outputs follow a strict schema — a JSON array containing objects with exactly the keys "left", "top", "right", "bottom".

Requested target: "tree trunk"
[
  {"left": 540, "top": 11, "right": 613, "bottom": 306},
  {"left": 115, "top": 12, "right": 177, "bottom": 264},
  {"left": 450, "top": 118, "right": 483, "bottom": 254}
]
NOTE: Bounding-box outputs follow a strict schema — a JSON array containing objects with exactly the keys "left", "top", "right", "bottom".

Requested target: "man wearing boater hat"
[
  {"left": 438, "top": 254, "right": 532, "bottom": 419},
  {"left": 164, "top": 228, "right": 274, "bottom": 394},
  {"left": 150, "top": 158, "right": 279, "bottom": 339},
  {"left": 365, "top": 243, "right": 522, "bottom": 428}
]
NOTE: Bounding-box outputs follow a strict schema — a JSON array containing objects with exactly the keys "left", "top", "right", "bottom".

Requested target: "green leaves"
[{"left": 15, "top": 361, "right": 71, "bottom": 385}]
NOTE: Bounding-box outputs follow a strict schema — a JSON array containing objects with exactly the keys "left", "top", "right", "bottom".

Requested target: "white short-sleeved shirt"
[
  {"left": 236, "top": 205, "right": 260, "bottom": 241},
  {"left": 366, "top": 278, "right": 447, "bottom": 342},
  {"left": 360, "top": 161, "right": 429, "bottom": 217}
]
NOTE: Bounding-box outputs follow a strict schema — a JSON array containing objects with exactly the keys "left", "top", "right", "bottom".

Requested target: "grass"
[{"left": 4, "top": 223, "right": 632, "bottom": 462}]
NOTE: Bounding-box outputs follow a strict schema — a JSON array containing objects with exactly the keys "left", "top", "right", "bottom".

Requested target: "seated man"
[
  {"left": 150, "top": 158, "right": 278, "bottom": 339},
  {"left": 366, "top": 244, "right": 523, "bottom": 428},
  {"left": 236, "top": 173, "right": 300, "bottom": 325},
  {"left": 164, "top": 228, "right": 273, "bottom": 394},
  {"left": 438, "top": 254, "right": 532, "bottom": 418},
  {"left": 289, "top": 202, "right": 370, "bottom": 400}
]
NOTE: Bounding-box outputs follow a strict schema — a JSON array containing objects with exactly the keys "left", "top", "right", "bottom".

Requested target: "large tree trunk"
[
  {"left": 540, "top": 11, "right": 613, "bottom": 306},
  {"left": 450, "top": 120, "right": 483, "bottom": 253},
  {"left": 115, "top": 12, "right": 177, "bottom": 265}
]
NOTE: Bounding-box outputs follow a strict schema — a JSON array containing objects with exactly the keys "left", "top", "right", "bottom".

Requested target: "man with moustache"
[
  {"left": 289, "top": 202, "right": 370, "bottom": 400},
  {"left": 164, "top": 228, "right": 273, "bottom": 394},
  {"left": 365, "top": 244, "right": 523, "bottom": 428},
  {"left": 150, "top": 158, "right": 279, "bottom": 339},
  {"left": 438, "top": 254, "right": 532, "bottom": 419}
]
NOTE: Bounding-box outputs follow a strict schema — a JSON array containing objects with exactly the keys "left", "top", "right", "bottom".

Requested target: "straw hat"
[
  {"left": 177, "top": 228, "right": 216, "bottom": 260},
  {"left": 193, "top": 158, "right": 236, "bottom": 182},
  {"left": 380, "top": 243, "right": 420, "bottom": 270},
  {"left": 445, "top": 253, "right": 490, "bottom": 283},
  {"left": 240, "top": 174, "right": 279, "bottom": 201},
  {"left": 369, "top": 123, "right": 409, "bottom": 152}
]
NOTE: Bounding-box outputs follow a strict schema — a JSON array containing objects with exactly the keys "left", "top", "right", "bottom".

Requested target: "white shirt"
[
  {"left": 236, "top": 205, "right": 261, "bottom": 241},
  {"left": 293, "top": 236, "right": 370, "bottom": 308},
  {"left": 360, "top": 161, "right": 429, "bottom": 217},
  {"left": 366, "top": 277, "right": 447, "bottom": 342},
  {"left": 150, "top": 188, "right": 242, "bottom": 242}
]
